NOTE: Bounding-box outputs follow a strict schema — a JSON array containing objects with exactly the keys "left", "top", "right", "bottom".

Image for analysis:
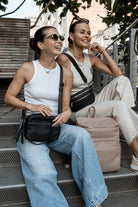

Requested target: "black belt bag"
[
  {"left": 64, "top": 53, "right": 95, "bottom": 112},
  {"left": 19, "top": 65, "right": 64, "bottom": 144},
  {"left": 70, "top": 85, "right": 95, "bottom": 112}
]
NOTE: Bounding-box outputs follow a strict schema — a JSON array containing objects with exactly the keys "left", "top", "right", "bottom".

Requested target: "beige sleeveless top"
[{"left": 66, "top": 50, "right": 93, "bottom": 95}]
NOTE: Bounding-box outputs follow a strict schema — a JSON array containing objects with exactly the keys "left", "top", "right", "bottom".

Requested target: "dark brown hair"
[{"left": 30, "top": 26, "right": 56, "bottom": 55}]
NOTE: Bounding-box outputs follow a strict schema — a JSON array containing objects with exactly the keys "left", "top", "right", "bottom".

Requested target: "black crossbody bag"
[
  {"left": 64, "top": 53, "right": 95, "bottom": 112},
  {"left": 18, "top": 65, "right": 64, "bottom": 144}
]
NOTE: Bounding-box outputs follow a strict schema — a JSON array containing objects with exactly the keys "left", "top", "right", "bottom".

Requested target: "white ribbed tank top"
[
  {"left": 24, "top": 60, "right": 60, "bottom": 116},
  {"left": 66, "top": 51, "right": 93, "bottom": 95}
]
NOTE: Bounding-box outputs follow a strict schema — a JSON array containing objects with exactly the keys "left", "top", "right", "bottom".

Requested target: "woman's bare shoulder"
[
  {"left": 57, "top": 53, "right": 69, "bottom": 62},
  {"left": 57, "top": 54, "right": 71, "bottom": 69},
  {"left": 18, "top": 62, "right": 34, "bottom": 74},
  {"left": 15, "top": 62, "right": 34, "bottom": 81},
  {"left": 19, "top": 62, "right": 33, "bottom": 71}
]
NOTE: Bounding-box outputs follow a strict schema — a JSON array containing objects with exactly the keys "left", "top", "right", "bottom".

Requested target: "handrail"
[{"left": 105, "top": 18, "right": 138, "bottom": 50}]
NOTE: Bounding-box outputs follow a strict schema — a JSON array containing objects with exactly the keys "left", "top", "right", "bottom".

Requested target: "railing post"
[
  {"left": 102, "top": 54, "right": 109, "bottom": 87},
  {"left": 129, "top": 28, "right": 137, "bottom": 101},
  {"left": 103, "top": 45, "right": 117, "bottom": 86},
  {"left": 113, "top": 43, "right": 118, "bottom": 64}
]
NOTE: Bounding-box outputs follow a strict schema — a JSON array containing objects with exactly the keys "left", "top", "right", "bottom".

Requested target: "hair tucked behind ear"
[
  {"left": 30, "top": 38, "right": 40, "bottom": 55},
  {"left": 30, "top": 26, "right": 56, "bottom": 55}
]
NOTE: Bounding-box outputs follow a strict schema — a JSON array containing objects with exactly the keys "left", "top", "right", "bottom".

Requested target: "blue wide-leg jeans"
[{"left": 17, "top": 124, "right": 108, "bottom": 207}]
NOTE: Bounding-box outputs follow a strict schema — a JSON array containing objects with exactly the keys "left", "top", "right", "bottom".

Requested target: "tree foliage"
[
  {"left": 33, "top": 0, "right": 92, "bottom": 18},
  {"left": 0, "top": 0, "right": 92, "bottom": 17},
  {"left": 1, "top": 0, "right": 137, "bottom": 64},
  {"left": 101, "top": 0, "right": 138, "bottom": 65},
  {"left": 0, "top": 0, "right": 27, "bottom": 17},
  {"left": 0, "top": 0, "right": 8, "bottom": 12}
]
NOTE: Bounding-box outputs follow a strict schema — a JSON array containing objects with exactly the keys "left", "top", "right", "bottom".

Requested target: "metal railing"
[
  {"left": 105, "top": 18, "right": 138, "bottom": 51},
  {"left": 95, "top": 18, "right": 138, "bottom": 100}
]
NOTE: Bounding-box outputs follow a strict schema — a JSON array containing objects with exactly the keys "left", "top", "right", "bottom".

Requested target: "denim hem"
[
  {"left": 72, "top": 148, "right": 108, "bottom": 207},
  {"left": 89, "top": 190, "right": 108, "bottom": 207}
]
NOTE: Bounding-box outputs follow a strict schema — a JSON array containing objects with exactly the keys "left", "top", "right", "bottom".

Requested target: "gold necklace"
[{"left": 45, "top": 69, "right": 50, "bottom": 74}]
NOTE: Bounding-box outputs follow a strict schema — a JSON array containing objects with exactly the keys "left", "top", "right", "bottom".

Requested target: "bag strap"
[
  {"left": 63, "top": 53, "right": 88, "bottom": 83},
  {"left": 58, "top": 65, "right": 64, "bottom": 113}
]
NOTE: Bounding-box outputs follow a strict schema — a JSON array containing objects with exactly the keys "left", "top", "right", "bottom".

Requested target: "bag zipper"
[
  {"left": 71, "top": 86, "right": 92, "bottom": 101},
  {"left": 70, "top": 93, "right": 93, "bottom": 109}
]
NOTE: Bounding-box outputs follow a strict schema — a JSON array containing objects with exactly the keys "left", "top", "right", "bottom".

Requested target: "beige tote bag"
[{"left": 76, "top": 106, "right": 121, "bottom": 173}]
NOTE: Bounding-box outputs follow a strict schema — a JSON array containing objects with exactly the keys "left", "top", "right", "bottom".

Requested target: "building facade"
[{"left": 31, "top": 0, "right": 118, "bottom": 49}]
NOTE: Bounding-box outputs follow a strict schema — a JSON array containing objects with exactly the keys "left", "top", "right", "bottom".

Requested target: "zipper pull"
[{"left": 71, "top": 102, "right": 73, "bottom": 108}]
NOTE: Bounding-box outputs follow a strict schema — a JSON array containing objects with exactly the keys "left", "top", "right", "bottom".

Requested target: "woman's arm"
[
  {"left": 56, "top": 54, "right": 71, "bottom": 70},
  {"left": 4, "top": 63, "right": 30, "bottom": 110},
  {"left": 89, "top": 42, "right": 122, "bottom": 77},
  {"left": 52, "top": 67, "right": 73, "bottom": 127},
  {"left": 4, "top": 62, "right": 53, "bottom": 116}
]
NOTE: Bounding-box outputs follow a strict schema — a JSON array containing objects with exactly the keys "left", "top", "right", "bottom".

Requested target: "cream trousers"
[{"left": 71, "top": 75, "right": 138, "bottom": 144}]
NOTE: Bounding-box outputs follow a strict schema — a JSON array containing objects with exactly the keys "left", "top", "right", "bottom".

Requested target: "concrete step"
[
  {"left": 104, "top": 160, "right": 138, "bottom": 193},
  {"left": 0, "top": 138, "right": 69, "bottom": 167},
  {"left": 0, "top": 108, "right": 20, "bottom": 138},
  {"left": 0, "top": 107, "right": 138, "bottom": 207},
  {"left": 0, "top": 164, "right": 81, "bottom": 206},
  {"left": 0, "top": 162, "right": 138, "bottom": 206},
  {"left": 102, "top": 190, "right": 138, "bottom": 207},
  {"left": 0, "top": 135, "right": 132, "bottom": 168},
  {"left": 0, "top": 138, "right": 20, "bottom": 167},
  {"left": 0, "top": 108, "right": 21, "bottom": 122},
  {"left": 0, "top": 197, "right": 84, "bottom": 207},
  {"left": 0, "top": 122, "right": 19, "bottom": 138},
  {"left": 121, "top": 138, "right": 132, "bottom": 159},
  {"left": 0, "top": 119, "right": 133, "bottom": 168}
]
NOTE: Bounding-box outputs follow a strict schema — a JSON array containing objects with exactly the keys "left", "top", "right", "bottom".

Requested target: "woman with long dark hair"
[{"left": 4, "top": 26, "right": 108, "bottom": 207}]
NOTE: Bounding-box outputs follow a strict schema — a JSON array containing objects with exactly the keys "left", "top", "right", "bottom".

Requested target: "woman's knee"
[
  {"left": 116, "top": 75, "right": 129, "bottom": 84},
  {"left": 112, "top": 100, "right": 128, "bottom": 115},
  {"left": 22, "top": 158, "right": 57, "bottom": 178}
]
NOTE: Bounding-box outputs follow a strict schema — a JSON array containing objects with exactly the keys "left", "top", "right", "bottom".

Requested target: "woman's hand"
[
  {"left": 27, "top": 103, "right": 53, "bottom": 116},
  {"left": 89, "top": 42, "right": 104, "bottom": 54},
  {"left": 52, "top": 109, "right": 71, "bottom": 127},
  {"left": 89, "top": 42, "right": 122, "bottom": 77}
]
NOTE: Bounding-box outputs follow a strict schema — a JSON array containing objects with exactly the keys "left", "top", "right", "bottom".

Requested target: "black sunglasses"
[{"left": 45, "top": 34, "right": 65, "bottom": 41}]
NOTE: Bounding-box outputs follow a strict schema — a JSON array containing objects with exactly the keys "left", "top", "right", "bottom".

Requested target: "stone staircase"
[{"left": 0, "top": 106, "right": 138, "bottom": 207}]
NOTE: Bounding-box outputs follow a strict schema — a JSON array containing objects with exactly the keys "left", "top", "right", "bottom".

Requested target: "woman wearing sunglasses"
[
  {"left": 57, "top": 17, "right": 138, "bottom": 171},
  {"left": 4, "top": 26, "right": 108, "bottom": 207}
]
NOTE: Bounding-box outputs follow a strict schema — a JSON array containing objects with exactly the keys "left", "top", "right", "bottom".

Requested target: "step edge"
[
  {"left": 0, "top": 148, "right": 17, "bottom": 151},
  {"left": 0, "top": 122, "right": 19, "bottom": 125},
  {"left": 0, "top": 179, "right": 75, "bottom": 190}
]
